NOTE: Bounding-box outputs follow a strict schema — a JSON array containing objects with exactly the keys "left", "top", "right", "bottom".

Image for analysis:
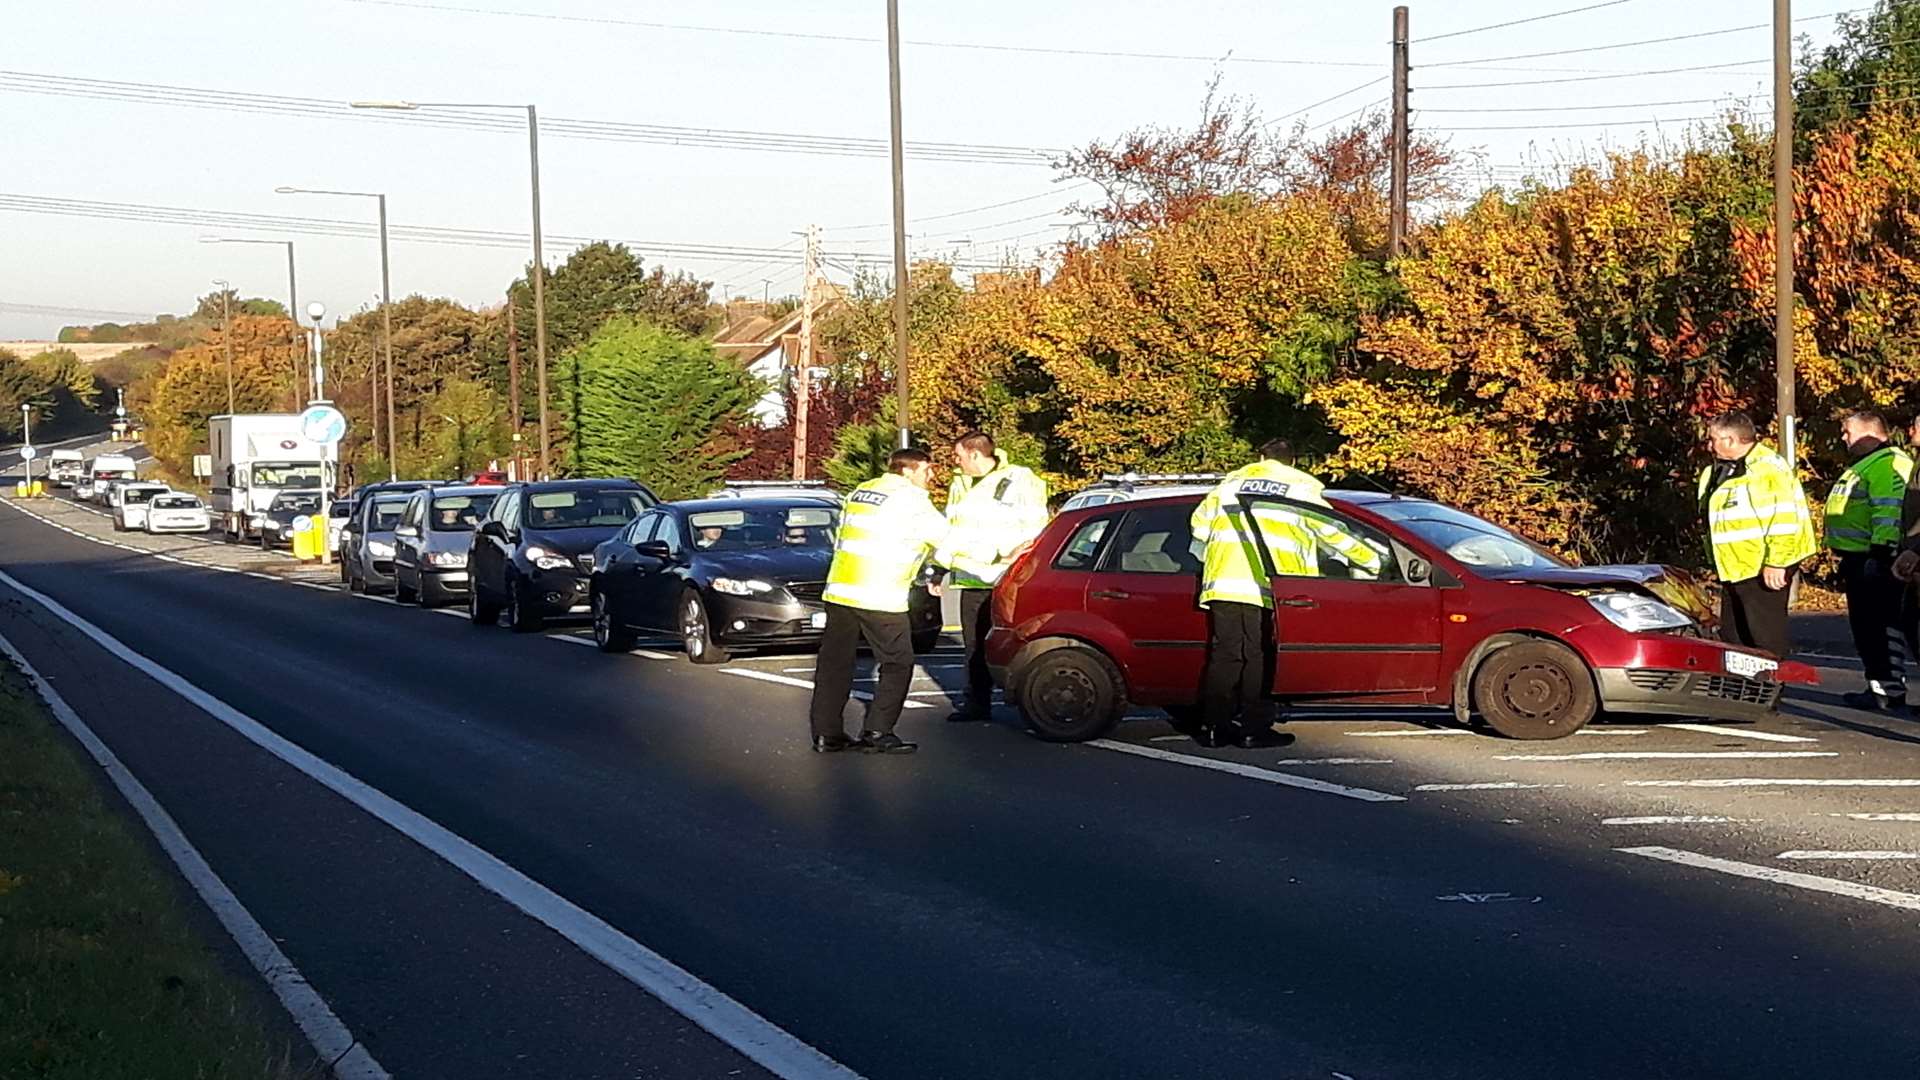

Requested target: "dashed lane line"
[
  {"left": 1617, "top": 846, "right": 1920, "bottom": 912},
  {"left": 719, "top": 667, "right": 934, "bottom": 709},
  {"left": 1841, "top": 813, "right": 1920, "bottom": 821},
  {"left": 1271, "top": 758, "right": 1394, "bottom": 766},
  {"left": 1778, "top": 850, "right": 1920, "bottom": 860},
  {"left": 1602, "top": 816, "right": 1751, "bottom": 826},
  {"left": 1414, "top": 782, "right": 1569, "bottom": 792},
  {"left": 1627, "top": 779, "right": 1920, "bottom": 788},
  {"left": 1658, "top": 723, "right": 1818, "bottom": 744},
  {"left": 1344, "top": 728, "right": 1474, "bottom": 738},
  {"left": 1085, "top": 739, "right": 1406, "bottom": 803},
  {"left": 1494, "top": 751, "right": 1837, "bottom": 762}
]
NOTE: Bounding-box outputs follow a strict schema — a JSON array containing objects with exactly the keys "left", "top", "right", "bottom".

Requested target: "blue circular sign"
[{"left": 299, "top": 404, "right": 349, "bottom": 445}]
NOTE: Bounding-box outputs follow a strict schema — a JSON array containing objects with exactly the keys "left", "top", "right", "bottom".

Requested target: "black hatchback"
[{"left": 467, "top": 479, "right": 656, "bottom": 632}]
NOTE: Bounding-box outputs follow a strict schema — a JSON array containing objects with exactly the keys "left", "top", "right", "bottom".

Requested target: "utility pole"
[
  {"left": 506, "top": 305, "right": 524, "bottom": 480},
  {"left": 1774, "top": 0, "right": 1797, "bottom": 465},
  {"left": 887, "top": 0, "right": 912, "bottom": 449},
  {"left": 794, "top": 225, "right": 819, "bottom": 481},
  {"left": 377, "top": 194, "right": 397, "bottom": 481},
  {"left": 1389, "top": 5, "right": 1411, "bottom": 258},
  {"left": 215, "top": 279, "right": 235, "bottom": 414},
  {"left": 527, "top": 104, "right": 551, "bottom": 481}
]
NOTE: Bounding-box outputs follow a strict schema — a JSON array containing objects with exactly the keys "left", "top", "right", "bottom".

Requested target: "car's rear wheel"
[
  {"left": 593, "top": 590, "right": 636, "bottom": 653},
  {"left": 469, "top": 580, "right": 502, "bottom": 627},
  {"left": 1471, "top": 639, "right": 1597, "bottom": 740},
  {"left": 507, "top": 575, "right": 544, "bottom": 633},
  {"left": 681, "top": 589, "right": 728, "bottom": 665},
  {"left": 1017, "top": 644, "right": 1125, "bottom": 743}
]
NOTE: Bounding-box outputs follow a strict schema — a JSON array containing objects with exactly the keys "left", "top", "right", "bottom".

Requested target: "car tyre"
[
  {"left": 592, "top": 590, "right": 637, "bottom": 653},
  {"left": 680, "top": 589, "right": 728, "bottom": 665},
  {"left": 1016, "top": 644, "right": 1125, "bottom": 743},
  {"left": 507, "top": 575, "right": 544, "bottom": 633},
  {"left": 396, "top": 575, "right": 420, "bottom": 605},
  {"left": 1471, "top": 639, "right": 1597, "bottom": 740},
  {"left": 347, "top": 566, "right": 365, "bottom": 594},
  {"left": 469, "top": 580, "right": 503, "bottom": 627}
]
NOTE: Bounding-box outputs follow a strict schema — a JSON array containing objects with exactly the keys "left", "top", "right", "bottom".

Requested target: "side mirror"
[
  {"left": 635, "top": 540, "right": 673, "bottom": 560},
  {"left": 1404, "top": 556, "right": 1432, "bottom": 585},
  {"left": 395, "top": 524, "right": 419, "bottom": 539},
  {"left": 479, "top": 520, "right": 506, "bottom": 540}
]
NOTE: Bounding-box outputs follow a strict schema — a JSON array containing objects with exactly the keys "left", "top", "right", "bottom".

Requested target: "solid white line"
[
  {"left": 0, "top": 566, "right": 863, "bottom": 1080},
  {"left": 719, "top": 666, "right": 932, "bottom": 708},
  {"left": 1659, "top": 723, "right": 1817, "bottom": 744},
  {"left": 0, "top": 631, "right": 390, "bottom": 1080},
  {"left": 1618, "top": 846, "right": 1920, "bottom": 912},
  {"left": 1344, "top": 728, "right": 1471, "bottom": 738},
  {"left": 245, "top": 572, "right": 278, "bottom": 581},
  {"left": 1576, "top": 729, "right": 1648, "bottom": 736},
  {"left": 548, "top": 634, "right": 597, "bottom": 647},
  {"left": 1148, "top": 734, "right": 1189, "bottom": 742},
  {"left": 1602, "top": 816, "right": 1748, "bottom": 826},
  {"left": 352, "top": 594, "right": 398, "bottom": 605},
  {"left": 1778, "top": 850, "right": 1920, "bottom": 860},
  {"left": 631, "top": 650, "right": 675, "bottom": 661},
  {"left": 1842, "top": 813, "right": 1920, "bottom": 821},
  {"left": 1414, "top": 781, "right": 1567, "bottom": 792},
  {"left": 1085, "top": 739, "right": 1406, "bottom": 803},
  {"left": 1271, "top": 758, "right": 1394, "bottom": 766},
  {"left": 1494, "top": 751, "right": 1836, "bottom": 761},
  {"left": 430, "top": 606, "right": 465, "bottom": 615},
  {"left": 1628, "top": 778, "right": 1920, "bottom": 788}
]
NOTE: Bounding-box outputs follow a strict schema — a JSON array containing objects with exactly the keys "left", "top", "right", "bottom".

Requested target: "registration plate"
[
  {"left": 810, "top": 611, "right": 828, "bottom": 630},
  {"left": 1725, "top": 651, "right": 1779, "bottom": 679}
]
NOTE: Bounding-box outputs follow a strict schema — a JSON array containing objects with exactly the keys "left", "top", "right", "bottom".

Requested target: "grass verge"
[{"left": 0, "top": 662, "right": 321, "bottom": 1079}]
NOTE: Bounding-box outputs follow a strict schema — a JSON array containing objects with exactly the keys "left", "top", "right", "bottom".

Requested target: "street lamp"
[
  {"left": 212, "top": 278, "right": 234, "bottom": 413},
  {"left": 351, "top": 98, "right": 549, "bottom": 478},
  {"left": 19, "top": 404, "right": 32, "bottom": 493},
  {"left": 306, "top": 300, "right": 334, "bottom": 566},
  {"left": 201, "top": 236, "right": 302, "bottom": 405},
  {"left": 275, "top": 185, "right": 396, "bottom": 480}
]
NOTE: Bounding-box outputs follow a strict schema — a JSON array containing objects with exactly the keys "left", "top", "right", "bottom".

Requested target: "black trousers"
[
  {"left": 1201, "top": 601, "right": 1276, "bottom": 731},
  {"left": 809, "top": 602, "right": 915, "bottom": 738},
  {"left": 1719, "top": 574, "right": 1793, "bottom": 659},
  {"left": 1839, "top": 552, "right": 1908, "bottom": 692},
  {"left": 957, "top": 588, "right": 995, "bottom": 715}
]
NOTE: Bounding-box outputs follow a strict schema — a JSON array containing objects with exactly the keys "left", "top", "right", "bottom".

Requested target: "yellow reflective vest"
[
  {"left": 1698, "top": 443, "right": 1816, "bottom": 582},
  {"left": 824, "top": 472, "right": 950, "bottom": 613},
  {"left": 942, "top": 451, "right": 1049, "bottom": 589},
  {"left": 1824, "top": 443, "right": 1914, "bottom": 554},
  {"left": 1189, "top": 461, "right": 1381, "bottom": 609}
]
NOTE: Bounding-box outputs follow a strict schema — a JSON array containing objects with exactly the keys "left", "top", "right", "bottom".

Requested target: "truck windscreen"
[{"left": 252, "top": 463, "right": 323, "bottom": 487}]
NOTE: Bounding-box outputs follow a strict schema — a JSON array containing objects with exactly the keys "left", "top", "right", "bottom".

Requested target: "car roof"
[
  {"left": 515, "top": 478, "right": 647, "bottom": 491},
  {"left": 424, "top": 485, "right": 500, "bottom": 499},
  {"left": 666, "top": 495, "right": 839, "bottom": 514}
]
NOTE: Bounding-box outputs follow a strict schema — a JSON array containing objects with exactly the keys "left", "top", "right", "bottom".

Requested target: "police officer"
[
  {"left": 942, "top": 431, "right": 1048, "bottom": 723},
  {"left": 1826, "top": 410, "right": 1915, "bottom": 710},
  {"left": 809, "top": 447, "right": 950, "bottom": 754},
  {"left": 1190, "top": 439, "right": 1377, "bottom": 749},
  {"left": 1698, "top": 411, "right": 1815, "bottom": 659}
]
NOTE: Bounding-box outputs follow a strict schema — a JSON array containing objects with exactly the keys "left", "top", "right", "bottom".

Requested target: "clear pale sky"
[{"left": 0, "top": 0, "right": 1852, "bottom": 339}]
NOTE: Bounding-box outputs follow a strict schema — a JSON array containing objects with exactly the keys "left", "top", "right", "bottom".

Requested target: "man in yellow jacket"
[
  {"left": 1190, "top": 439, "right": 1376, "bottom": 749},
  {"left": 942, "top": 432, "right": 1049, "bottom": 723},
  {"left": 810, "top": 447, "right": 949, "bottom": 754},
  {"left": 1698, "top": 411, "right": 1815, "bottom": 660}
]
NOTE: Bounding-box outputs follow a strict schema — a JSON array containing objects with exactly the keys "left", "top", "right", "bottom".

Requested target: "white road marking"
[
  {"left": 1086, "top": 739, "right": 1405, "bottom": 803},
  {"left": 0, "top": 566, "right": 864, "bottom": 1080},
  {"left": 1271, "top": 758, "right": 1394, "bottom": 766},
  {"left": 1841, "top": 813, "right": 1920, "bottom": 821},
  {"left": 1414, "top": 782, "right": 1568, "bottom": 792},
  {"left": 549, "top": 634, "right": 597, "bottom": 647},
  {"left": 0, "top": 631, "right": 391, "bottom": 1080},
  {"left": 719, "top": 667, "right": 933, "bottom": 708},
  {"left": 1619, "top": 846, "right": 1920, "bottom": 912},
  {"left": 1576, "top": 729, "right": 1648, "bottom": 736},
  {"left": 1778, "top": 850, "right": 1920, "bottom": 860},
  {"left": 1628, "top": 778, "right": 1920, "bottom": 788},
  {"left": 1494, "top": 751, "right": 1836, "bottom": 761},
  {"left": 1345, "top": 728, "right": 1472, "bottom": 738},
  {"left": 631, "top": 650, "right": 675, "bottom": 661},
  {"left": 1659, "top": 723, "right": 1818, "bottom": 744},
  {"left": 431, "top": 607, "right": 465, "bottom": 616},
  {"left": 244, "top": 572, "right": 277, "bottom": 581},
  {"left": 1602, "top": 816, "right": 1749, "bottom": 826},
  {"left": 783, "top": 667, "right": 815, "bottom": 673},
  {"left": 353, "top": 594, "right": 398, "bottom": 605},
  {"left": 1148, "top": 734, "right": 1189, "bottom": 743}
]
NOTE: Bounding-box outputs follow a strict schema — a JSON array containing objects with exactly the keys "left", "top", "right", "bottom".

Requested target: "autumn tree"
[
  {"left": 323, "top": 296, "right": 488, "bottom": 478},
  {"left": 135, "top": 314, "right": 301, "bottom": 475},
  {"left": 0, "top": 348, "right": 100, "bottom": 438},
  {"left": 507, "top": 241, "right": 717, "bottom": 360}
]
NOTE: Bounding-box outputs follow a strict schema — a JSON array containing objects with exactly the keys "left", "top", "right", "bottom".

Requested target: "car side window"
[
  {"left": 1053, "top": 514, "right": 1115, "bottom": 571},
  {"left": 498, "top": 492, "right": 522, "bottom": 533},
  {"left": 657, "top": 513, "right": 684, "bottom": 555},
  {"left": 626, "top": 512, "right": 660, "bottom": 544},
  {"left": 1100, "top": 504, "right": 1203, "bottom": 576},
  {"left": 1257, "top": 502, "right": 1400, "bottom": 584}
]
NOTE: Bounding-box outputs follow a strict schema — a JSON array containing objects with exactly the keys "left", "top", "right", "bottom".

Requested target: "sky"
[{"left": 0, "top": 0, "right": 1862, "bottom": 340}]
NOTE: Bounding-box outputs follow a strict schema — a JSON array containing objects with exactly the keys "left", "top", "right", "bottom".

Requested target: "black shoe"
[
  {"left": 1842, "top": 690, "right": 1907, "bottom": 712},
  {"left": 1232, "top": 727, "right": 1296, "bottom": 750},
  {"left": 858, "top": 731, "right": 918, "bottom": 754},
  {"left": 1192, "top": 725, "right": 1231, "bottom": 749},
  {"left": 812, "top": 734, "right": 859, "bottom": 753},
  {"left": 946, "top": 708, "right": 989, "bottom": 724}
]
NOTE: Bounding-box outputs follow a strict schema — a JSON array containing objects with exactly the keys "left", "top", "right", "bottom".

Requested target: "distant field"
[{"left": 0, "top": 341, "right": 157, "bottom": 363}]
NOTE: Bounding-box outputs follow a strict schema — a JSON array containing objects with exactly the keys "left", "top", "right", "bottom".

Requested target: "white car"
[
  {"left": 74, "top": 476, "right": 97, "bottom": 501},
  {"left": 144, "top": 493, "right": 211, "bottom": 534},
  {"left": 112, "top": 483, "right": 172, "bottom": 531}
]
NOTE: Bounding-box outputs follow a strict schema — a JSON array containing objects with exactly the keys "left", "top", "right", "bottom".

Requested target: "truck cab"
[{"left": 206, "top": 414, "right": 333, "bottom": 542}]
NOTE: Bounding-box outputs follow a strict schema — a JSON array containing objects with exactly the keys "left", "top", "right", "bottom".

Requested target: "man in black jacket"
[{"left": 1894, "top": 415, "right": 1920, "bottom": 697}]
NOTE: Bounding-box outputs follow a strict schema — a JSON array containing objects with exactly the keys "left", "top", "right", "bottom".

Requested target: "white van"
[
  {"left": 83, "top": 454, "right": 140, "bottom": 503},
  {"left": 47, "top": 449, "right": 85, "bottom": 487}
]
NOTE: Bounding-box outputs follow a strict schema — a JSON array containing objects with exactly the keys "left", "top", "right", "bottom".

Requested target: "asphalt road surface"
[{"left": 5, "top": 460, "right": 1920, "bottom": 1079}]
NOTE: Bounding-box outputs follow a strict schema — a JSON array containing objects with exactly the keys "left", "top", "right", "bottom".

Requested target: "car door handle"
[
  {"left": 1276, "top": 596, "right": 1318, "bottom": 608},
  {"left": 1090, "top": 589, "right": 1133, "bottom": 601}
]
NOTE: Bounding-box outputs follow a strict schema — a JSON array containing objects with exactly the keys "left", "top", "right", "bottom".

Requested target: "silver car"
[
  {"left": 342, "top": 492, "right": 412, "bottom": 594},
  {"left": 392, "top": 485, "right": 502, "bottom": 607}
]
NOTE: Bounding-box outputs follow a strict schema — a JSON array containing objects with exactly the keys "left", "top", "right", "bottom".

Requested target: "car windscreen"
[
  {"left": 151, "top": 495, "right": 201, "bottom": 509},
  {"left": 1383, "top": 508, "right": 1568, "bottom": 572},
  {"left": 370, "top": 499, "right": 409, "bottom": 531},
  {"left": 524, "top": 489, "right": 648, "bottom": 529},
  {"left": 687, "top": 506, "right": 839, "bottom": 551},
  {"left": 253, "top": 463, "right": 323, "bottom": 487},
  {"left": 428, "top": 493, "right": 498, "bottom": 532},
  {"left": 123, "top": 487, "right": 167, "bottom": 504},
  {"left": 270, "top": 493, "right": 321, "bottom": 512},
  {"left": 330, "top": 501, "right": 353, "bottom": 519}
]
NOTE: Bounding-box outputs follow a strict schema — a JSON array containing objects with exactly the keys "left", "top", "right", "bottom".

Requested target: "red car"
[{"left": 986, "top": 489, "right": 1818, "bottom": 741}]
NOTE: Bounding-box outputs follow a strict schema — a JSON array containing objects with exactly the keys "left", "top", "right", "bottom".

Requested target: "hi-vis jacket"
[
  {"left": 1697, "top": 443, "right": 1816, "bottom": 582},
  {"left": 823, "top": 472, "right": 949, "bottom": 613},
  {"left": 1825, "top": 442, "right": 1914, "bottom": 554},
  {"left": 942, "top": 450, "right": 1049, "bottom": 589},
  {"left": 1189, "top": 461, "right": 1381, "bottom": 610}
]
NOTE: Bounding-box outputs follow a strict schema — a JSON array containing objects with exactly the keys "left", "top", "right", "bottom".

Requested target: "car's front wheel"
[
  {"left": 1472, "top": 639, "right": 1597, "bottom": 740},
  {"left": 469, "top": 579, "right": 502, "bottom": 627},
  {"left": 592, "top": 590, "right": 636, "bottom": 653},
  {"left": 506, "top": 575, "right": 545, "bottom": 633},
  {"left": 680, "top": 589, "right": 728, "bottom": 665},
  {"left": 1017, "top": 644, "right": 1125, "bottom": 742},
  {"left": 395, "top": 573, "right": 419, "bottom": 605}
]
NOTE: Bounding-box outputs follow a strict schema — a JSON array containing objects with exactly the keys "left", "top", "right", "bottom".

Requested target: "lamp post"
[
  {"left": 212, "top": 278, "right": 234, "bottom": 414},
  {"left": 201, "top": 236, "right": 302, "bottom": 405},
  {"left": 350, "top": 99, "right": 549, "bottom": 478},
  {"left": 275, "top": 185, "right": 396, "bottom": 480},
  {"left": 306, "top": 300, "right": 334, "bottom": 566},
  {"left": 19, "top": 404, "right": 32, "bottom": 493}
]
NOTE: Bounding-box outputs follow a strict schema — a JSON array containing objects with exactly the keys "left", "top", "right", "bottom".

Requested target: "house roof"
[{"left": 712, "top": 284, "right": 846, "bottom": 367}]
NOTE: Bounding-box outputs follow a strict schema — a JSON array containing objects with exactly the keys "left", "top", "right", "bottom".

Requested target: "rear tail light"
[{"left": 993, "top": 544, "right": 1040, "bottom": 628}]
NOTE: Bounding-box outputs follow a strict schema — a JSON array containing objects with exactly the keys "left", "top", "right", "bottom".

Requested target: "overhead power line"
[
  {"left": 827, "top": 183, "right": 1095, "bottom": 232},
  {"left": 1422, "top": 59, "right": 1769, "bottom": 91},
  {"left": 1270, "top": 76, "right": 1390, "bottom": 127},
  {"left": 1421, "top": 7, "right": 1863, "bottom": 67},
  {"left": 1419, "top": 95, "right": 1739, "bottom": 114},
  {"left": 1420, "top": 1, "right": 1638, "bottom": 44},
  {"left": 0, "top": 301, "right": 164, "bottom": 321}
]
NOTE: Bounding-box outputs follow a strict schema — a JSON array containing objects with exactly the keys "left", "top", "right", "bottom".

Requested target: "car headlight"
[
  {"left": 711, "top": 577, "right": 775, "bottom": 596},
  {"left": 367, "top": 540, "right": 396, "bottom": 558},
  {"left": 425, "top": 550, "right": 467, "bottom": 568},
  {"left": 248, "top": 515, "right": 266, "bottom": 527},
  {"left": 523, "top": 544, "right": 572, "bottom": 571},
  {"left": 1588, "top": 592, "right": 1692, "bottom": 633}
]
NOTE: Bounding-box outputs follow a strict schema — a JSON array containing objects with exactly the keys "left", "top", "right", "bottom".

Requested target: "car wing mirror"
[
  {"left": 395, "top": 524, "right": 419, "bottom": 538},
  {"left": 479, "top": 520, "right": 506, "bottom": 540},
  {"left": 1404, "top": 556, "right": 1432, "bottom": 585},
  {"left": 635, "top": 539, "right": 673, "bottom": 560}
]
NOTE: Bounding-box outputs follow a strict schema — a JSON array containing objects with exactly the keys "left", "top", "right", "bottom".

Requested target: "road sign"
[
  {"left": 299, "top": 404, "right": 349, "bottom": 445},
  {"left": 18, "top": 446, "right": 35, "bottom": 461}
]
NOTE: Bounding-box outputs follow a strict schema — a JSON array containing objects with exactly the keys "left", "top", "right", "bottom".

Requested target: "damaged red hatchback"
[{"left": 986, "top": 489, "right": 1818, "bottom": 742}]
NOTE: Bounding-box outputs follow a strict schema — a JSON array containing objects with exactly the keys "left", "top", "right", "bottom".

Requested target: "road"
[{"left": 5, "top": 459, "right": 1920, "bottom": 1078}]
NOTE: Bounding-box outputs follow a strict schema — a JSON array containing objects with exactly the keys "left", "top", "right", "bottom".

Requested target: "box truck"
[{"left": 207, "top": 414, "right": 333, "bottom": 542}]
